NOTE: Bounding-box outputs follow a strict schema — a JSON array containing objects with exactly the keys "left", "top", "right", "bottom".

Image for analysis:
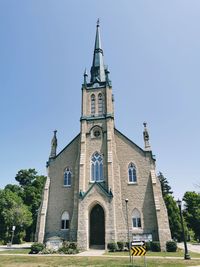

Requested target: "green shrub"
[
  {"left": 67, "top": 248, "right": 75, "bottom": 254},
  {"left": 145, "top": 241, "right": 151, "bottom": 251},
  {"left": 41, "top": 248, "right": 55, "bottom": 254},
  {"left": 58, "top": 242, "right": 79, "bottom": 254},
  {"left": 13, "top": 231, "right": 26, "bottom": 244},
  {"left": 151, "top": 241, "right": 161, "bottom": 252},
  {"left": 117, "top": 241, "right": 125, "bottom": 251},
  {"left": 30, "top": 242, "right": 45, "bottom": 254},
  {"left": 69, "top": 242, "right": 77, "bottom": 250},
  {"left": 166, "top": 241, "right": 177, "bottom": 252},
  {"left": 107, "top": 242, "right": 118, "bottom": 252}
]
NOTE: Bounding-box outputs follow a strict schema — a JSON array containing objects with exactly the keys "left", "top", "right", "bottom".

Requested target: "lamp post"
[
  {"left": 125, "top": 199, "right": 131, "bottom": 262},
  {"left": 10, "top": 226, "right": 16, "bottom": 246},
  {"left": 177, "top": 199, "right": 190, "bottom": 260}
]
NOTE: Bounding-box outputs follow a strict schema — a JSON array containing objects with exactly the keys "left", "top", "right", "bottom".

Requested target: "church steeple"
[
  {"left": 81, "top": 21, "right": 113, "bottom": 121},
  {"left": 90, "top": 19, "right": 106, "bottom": 83}
]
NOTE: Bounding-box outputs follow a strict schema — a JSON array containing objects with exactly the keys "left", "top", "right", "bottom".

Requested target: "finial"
[
  {"left": 143, "top": 122, "right": 151, "bottom": 151},
  {"left": 105, "top": 66, "right": 111, "bottom": 86},
  {"left": 49, "top": 130, "right": 58, "bottom": 159},
  {"left": 84, "top": 68, "right": 88, "bottom": 77},
  {"left": 97, "top": 18, "right": 100, "bottom": 27},
  {"left": 83, "top": 68, "right": 88, "bottom": 85}
]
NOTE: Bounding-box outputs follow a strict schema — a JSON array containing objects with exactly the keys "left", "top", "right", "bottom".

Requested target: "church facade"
[{"left": 35, "top": 22, "right": 171, "bottom": 250}]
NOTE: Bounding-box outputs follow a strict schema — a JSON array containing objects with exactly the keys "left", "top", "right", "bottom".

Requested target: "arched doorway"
[{"left": 89, "top": 204, "right": 105, "bottom": 248}]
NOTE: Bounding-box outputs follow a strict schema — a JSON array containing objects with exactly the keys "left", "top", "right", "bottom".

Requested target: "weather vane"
[{"left": 97, "top": 18, "right": 100, "bottom": 26}]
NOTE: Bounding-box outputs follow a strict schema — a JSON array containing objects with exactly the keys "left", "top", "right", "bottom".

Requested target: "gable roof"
[
  {"left": 55, "top": 133, "right": 80, "bottom": 159},
  {"left": 114, "top": 128, "right": 155, "bottom": 161},
  {"left": 79, "top": 181, "right": 113, "bottom": 200}
]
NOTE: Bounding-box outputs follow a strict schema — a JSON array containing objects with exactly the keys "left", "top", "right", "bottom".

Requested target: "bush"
[
  {"left": 151, "top": 241, "right": 161, "bottom": 252},
  {"left": 166, "top": 241, "right": 177, "bottom": 252},
  {"left": 117, "top": 241, "right": 125, "bottom": 251},
  {"left": 145, "top": 241, "right": 151, "bottom": 251},
  {"left": 30, "top": 242, "right": 45, "bottom": 254},
  {"left": 57, "top": 242, "right": 79, "bottom": 254},
  {"left": 107, "top": 242, "right": 118, "bottom": 252},
  {"left": 13, "top": 230, "right": 26, "bottom": 244},
  {"left": 69, "top": 242, "right": 77, "bottom": 250},
  {"left": 41, "top": 248, "right": 55, "bottom": 254}
]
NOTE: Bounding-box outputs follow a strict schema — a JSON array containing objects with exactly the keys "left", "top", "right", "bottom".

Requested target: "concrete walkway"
[
  {"left": 77, "top": 249, "right": 105, "bottom": 256},
  {"left": 178, "top": 243, "right": 200, "bottom": 253}
]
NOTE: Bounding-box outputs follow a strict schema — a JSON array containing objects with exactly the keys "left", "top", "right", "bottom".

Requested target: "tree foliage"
[
  {"left": 0, "top": 189, "right": 32, "bottom": 243},
  {"left": 183, "top": 191, "right": 200, "bottom": 241},
  {"left": 158, "top": 172, "right": 173, "bottom": 197},
  {"left": 0, "top": 169, "right": 46, "bottom": 244},
  {"left": 14, "top": 169, "right": 46, "bottom": 241},
  {"left": 158, "top": 172, "right": 182, "bottom": 241}
]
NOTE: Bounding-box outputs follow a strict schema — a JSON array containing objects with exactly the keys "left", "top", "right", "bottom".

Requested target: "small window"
[
  {"left": 91, "top": 94, "right": 95, "bottom": 115},
  {"left": 61, "top": 211, "right": 69, "bottom": 230},
  {"left": 91, "top": 126, "right": 102, "bottom": 139},
  {"left": 94, "top": 130, "right": 101, "bottom": 137},
  {"left": 98, "top": 93, "right": 103, "bottom": 114},
  {"left": 64, "top": 167, "right": 72, "bottom": 186},
  {"left": 128, "top": 162, "right": 137, "bottom": 183},
  {"left": 132, "top": 209, "right": 141, "bottom": 228},
  {"left": 91, "top": 152, "right": 104, "bottom": 182}
]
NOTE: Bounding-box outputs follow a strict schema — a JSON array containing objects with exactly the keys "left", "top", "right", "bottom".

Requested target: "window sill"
[
  {"left": 63, "top": 185, "right": 71, "bottom": 188},
  {"left": 60, "top": 229, "right": 69, "bottom": 231},
  {"left": 128, "top": 182, "right": 138, "bottom": 185},
  {"left": 91, "top": 136, "right": 101, "bottom": 139},
  {"left": 90, "top": 180, "right": 105, "bottom": 183}
]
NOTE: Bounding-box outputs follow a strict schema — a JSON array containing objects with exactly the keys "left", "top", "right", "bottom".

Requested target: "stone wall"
[{"left": 44, "top": 135, "right": 80, "bottom": 241}]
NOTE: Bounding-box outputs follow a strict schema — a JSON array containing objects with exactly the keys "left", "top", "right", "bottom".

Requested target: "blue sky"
[{"left": 0, "top": 0, "right": 200, "bottom": 199}]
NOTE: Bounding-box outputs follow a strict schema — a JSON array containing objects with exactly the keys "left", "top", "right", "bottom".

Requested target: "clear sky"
[{"left": 0, "top": 0, "right": 200, "bottom": 199}]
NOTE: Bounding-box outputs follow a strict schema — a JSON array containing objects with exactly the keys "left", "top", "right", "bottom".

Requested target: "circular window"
[{"left": 94, "top": 130, "right": 101, "bottom": 137}]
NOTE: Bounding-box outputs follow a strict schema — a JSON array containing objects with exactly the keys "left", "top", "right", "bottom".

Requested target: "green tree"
[
  {"left": 4, "top": 184, "right": 23, "bottom": 197},
  {"left": 183, "top": 191, "right": 200, "bottom": 241},
  {"left": 15, "top": 169, "right": 38, "bottom": 187},
  {"left": 158, "top": 172, "right": 182, "bottom": 241},
  {"left": 0, "top": 189, "right": 32, "bottom": 243},
  {"left": 14, "top": 169, "right": 46, "bottom": 241},
  {"left": 158, "top": 172, "right": 173, "bottom": 197},
  {"left": 164, "top": 194, "right": 182, "bottom": 241}
]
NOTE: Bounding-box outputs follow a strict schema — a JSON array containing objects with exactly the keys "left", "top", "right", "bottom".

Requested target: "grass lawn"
[
  {"left": 0, "top": 248, "right": 30, "bottom": 254},
  {"left": 0, "top": 255, "right": 200, "bottom": 267},
  {"left": 105, "top": 250, "right": 200, "bottom": 258}
]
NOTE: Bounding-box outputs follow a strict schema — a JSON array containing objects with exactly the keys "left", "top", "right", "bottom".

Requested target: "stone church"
[{"left": 36, "top": 22, "right": 171, "bottom": 250}]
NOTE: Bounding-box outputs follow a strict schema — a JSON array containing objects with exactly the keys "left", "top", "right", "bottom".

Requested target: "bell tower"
[
  {"left": 79, "top": 21, "right": 115, "bottom": 193},
  {"left": 77, "top": 21, "right": 121, "bottom": 249}
]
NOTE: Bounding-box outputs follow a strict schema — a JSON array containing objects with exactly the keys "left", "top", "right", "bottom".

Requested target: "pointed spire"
[
  {"left": 143, "top": 122, "right": 151, "bottom": 151},
  {"left": 90, "top": 19, "right": 106, "bottom": 83},
  {"left": 49, "top": 130, "right": 57, "bottom": 159}
]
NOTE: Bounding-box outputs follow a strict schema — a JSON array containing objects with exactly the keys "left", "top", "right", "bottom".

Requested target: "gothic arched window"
[
  {"left": 61, "top": 211, "right": 70, "bottom": 230},
  {"left": 132, "top": 209, "right": 141, "bottom": 228},
  {"left": 91, "top": 94, "right": 95, "bottom": 115},
  {"left": 98, "top": 93, "right": 103, "bottom": 114},
  {"left": 64, "top": 167, "right": 72, "bottom": 186},
  {"left": 128, "top": 162, "right": 137, "bottom": 183},
  {"left": 91, "top": 152, "right": 104, "bottom": 182}
]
